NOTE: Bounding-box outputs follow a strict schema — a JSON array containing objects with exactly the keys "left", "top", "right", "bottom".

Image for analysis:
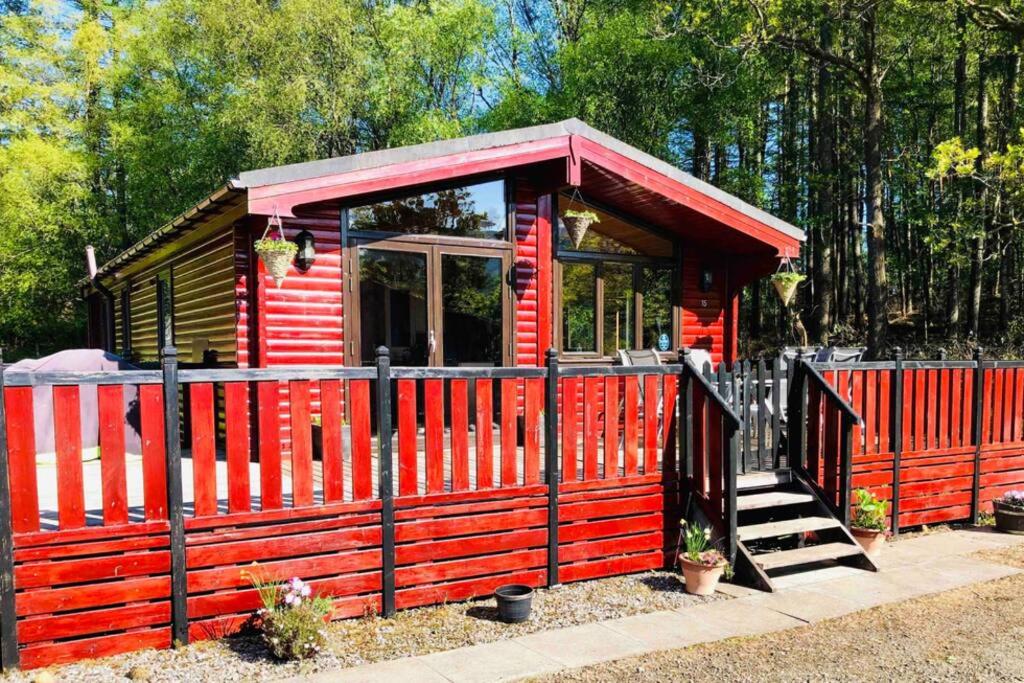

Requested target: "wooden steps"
[
  {"left": 728, "top": 468, "right": 878, "bottom": 592},
  {"left": 752, "top": 542, "right": 864, "bottom": 571},
  {"left": 738, "top": 516, "right": 839, "bottom": 541},
  {"left": 736, "top": 491, "right": 815, "bottom": 511}
]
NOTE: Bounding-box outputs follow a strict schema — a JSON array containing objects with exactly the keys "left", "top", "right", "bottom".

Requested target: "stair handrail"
[
  {"left": 796, "top": 360, "right": 862, "bottom": 526},
  {"left": 682, "top": 356, "right": 741, "bottom": 562}
]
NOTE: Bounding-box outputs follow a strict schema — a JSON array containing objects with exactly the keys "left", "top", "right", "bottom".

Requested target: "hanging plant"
[
  {"left": 563, "top": 209, "right": 599, "bottom": 249},
  {"left": 770, "top": 271, "right": 806, "bottom": 307},
  {"left": 255, "top": 212, "right": 297, "bottom": 288}
]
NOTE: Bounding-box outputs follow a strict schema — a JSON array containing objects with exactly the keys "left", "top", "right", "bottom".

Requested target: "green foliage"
[
  {"left": 562, "top": 209, "right": 599, "bottom": 222},
  {"left": 677, "top": 519, "right": 730, "bottom": 574},
  {"left": 246, "top": 571, "right": 332, "bottom": 661},
  {"left": 254, "top": 238, "right": 298, "bottom": 256},
  {"left": 852, "top": 489, "right": 889, "bottom": 532}
]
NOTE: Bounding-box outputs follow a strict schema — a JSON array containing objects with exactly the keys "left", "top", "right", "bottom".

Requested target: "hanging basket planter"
[
  {"left": 770, "top": 271, "right": 806, "bottom": 307},
  {"left": 563, "top": 209, "right": 599, "bottom": 249},
  {"left": 255, "top": 236, "right": 298, "bottom": 289}
]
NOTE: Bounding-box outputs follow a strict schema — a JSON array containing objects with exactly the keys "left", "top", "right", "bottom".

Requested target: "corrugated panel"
[{"left": 680, "top": 252, "right": 725, "bottom": 364}]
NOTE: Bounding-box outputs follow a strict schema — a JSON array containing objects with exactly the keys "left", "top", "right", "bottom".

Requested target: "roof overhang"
[{"left": 238, "top": 119, "right": 803, "bottom": 258}]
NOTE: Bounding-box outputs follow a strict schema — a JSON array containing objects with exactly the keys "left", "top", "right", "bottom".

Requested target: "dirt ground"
[{"left": 535, "top": 543, "right": 1024, "bottom": 683}]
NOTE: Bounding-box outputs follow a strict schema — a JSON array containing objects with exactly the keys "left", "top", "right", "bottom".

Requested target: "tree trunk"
[
  {"left": 968, "top": 57, "right": 989, "bottom": 338},
  {"left": 811, "top": 16, "right": 834, "bottom": 344},
  {"left": 863, "top": 4, "right": 888, "bottom": 353}
]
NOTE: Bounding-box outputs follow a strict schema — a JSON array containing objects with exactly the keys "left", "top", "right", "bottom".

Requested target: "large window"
[
  {"left": 348, "top": 179, "right": 506, "bottom": 240},
  {"left": 557, "top": 200, "right": 676, "bottom": 357}
]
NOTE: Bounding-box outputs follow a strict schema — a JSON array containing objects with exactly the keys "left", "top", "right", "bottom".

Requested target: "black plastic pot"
[
  {"left": 494, "top": 584, "right": 534, "bottom": 623},
  {"left": 994, "top": 501, "right": 1024, "bottom": 535}
]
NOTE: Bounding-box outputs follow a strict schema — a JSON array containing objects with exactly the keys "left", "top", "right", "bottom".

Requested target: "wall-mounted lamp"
[
  {"left": 294, "top": 230, "right": 316, "bottom": 271},
  {"left": 699, "top": 266, "right": 714, "bottom": 293}
]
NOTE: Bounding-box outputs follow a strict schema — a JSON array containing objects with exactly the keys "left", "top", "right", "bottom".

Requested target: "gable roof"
[{"left": 93, "top": 118, "right": 803, "bottom": 283}]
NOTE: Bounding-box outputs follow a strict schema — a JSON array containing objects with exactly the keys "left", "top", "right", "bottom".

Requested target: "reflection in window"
[
  {"left": 349, "top": 180, "right": 506, "bottom": 240},
  {"left": 641, "top": 266, "right": 673, "bottom": 350},
  {"left": 562, "top": 262, "right": 596, "bottom": 352},
  {"left": 359, "top": 249, "right": 429, "bottom": 365},
  {"left": 156, "top": 272, "right": 173, "bottom": 350},
  {"left": 442, "top": 255, "right": 502, "bottom": 366},
  {"left": 557, "top": 199, "right": 672, "bottom": 257},
  {"left": 603, "top": 263, "right": 634, "bottom": 356}
]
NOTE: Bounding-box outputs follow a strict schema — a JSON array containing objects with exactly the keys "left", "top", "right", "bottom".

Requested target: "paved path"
[{"left": 281, "top": 529, "right": 1024, "bottom": 683}]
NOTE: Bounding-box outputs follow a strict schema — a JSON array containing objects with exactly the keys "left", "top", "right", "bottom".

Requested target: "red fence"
[
  {"left": 0, "top": 351, "right": 699, "bottom": 670},
  {"left": 803, "top": 355, "right": 1024, "bottom": 530}
]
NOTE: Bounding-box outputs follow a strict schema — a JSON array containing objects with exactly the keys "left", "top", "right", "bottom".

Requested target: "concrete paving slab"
[
  {"left": 768, "top": 563, "right": 863, "bottom": 590},
  {"left": 714, "top": 582, "right": 762, "bottom": 598},
  {"left": 420, "top": 640, "right": 561, "bottom": 683},
  {"left": 293, "top": 656, "right": 451, "bottom": 683},
  {"left": 514, "top": 622, "right": 648, "bottom": 668},
  {"left": 741, "top": 586, "right": 862, "bottom": 623},
  {"left": 601, "top": 609, "right": 729, "bottom": 650},
  {"left": 678, "top": 599, "right": 806, "bottom": 638},
  {"left": 797, "top": 571, "right": 916, "bottom": 609}
]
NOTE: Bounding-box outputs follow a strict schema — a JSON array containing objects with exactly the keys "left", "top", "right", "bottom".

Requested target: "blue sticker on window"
[{"left": 658, "top": 333, "right": 670, "bottom": 352}]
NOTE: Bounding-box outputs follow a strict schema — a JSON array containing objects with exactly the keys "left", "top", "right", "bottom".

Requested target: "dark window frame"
[{"left": 553, "top": 195, "right": 680, "bottom": 361}]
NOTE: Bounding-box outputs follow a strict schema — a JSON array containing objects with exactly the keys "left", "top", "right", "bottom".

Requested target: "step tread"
[
  {"left": 737, "top": 469, "right": 792, "bottom": 490},
  {"left": 737, "top": 491, "right": 816, "bottom": 511},
  {"left": 753, "top": 542, "right": 863, "bottom": 571},
  {"left": 738, "top": 516, "right": 841, "bottom": 541}
]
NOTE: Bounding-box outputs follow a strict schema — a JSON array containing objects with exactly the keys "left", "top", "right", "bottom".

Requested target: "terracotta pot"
[
  {"left": 993, "top": 501, "right": 1024, "bottom": 535},
  {"left": 851, "top": 527, "right": 886, "bottom": 557},
  {"left": 679, "top": 557, "right": 725, "bottom": 596}
]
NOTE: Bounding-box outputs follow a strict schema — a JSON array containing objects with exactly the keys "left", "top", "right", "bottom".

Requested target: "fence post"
[
  {"left": 891, "top": 347, "right": 904, "bottom": 537},
  {"left": 544, "top": 349, "right": 560, "bottom": 588},
  {"left": 839, "top": 413, "right": 854, "bottom": 527},
  {"left": 723, "top": 413, "right": 738, "bottom": 563},
  {"left": 971, "top": 347, "right": 985, "bottom": 524},
  {"left": 375, "top": 347, "right": 396, "bottom": 617},
  {"left": 679, "top": 348, "right": 691, "bottom": 483},
  {"left": 0, "top": 352, "right": 19, "bottom": 670},
  {"left": 161, "top": 346, "right": 188, "bottom": 646},
  {"left": 787, "top": 361, "right": 806, "bottom": 472}
]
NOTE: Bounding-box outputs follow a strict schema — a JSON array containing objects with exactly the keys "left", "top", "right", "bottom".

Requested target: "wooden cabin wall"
[
  {"left": 112, "top": 225, "right": 238, "bottom": 365},
  {"left": 680, "top": 252, "right": 727, "bottom": 365},
  {"left": 513, "top": 181, "right": 552, "bottom": 368}
]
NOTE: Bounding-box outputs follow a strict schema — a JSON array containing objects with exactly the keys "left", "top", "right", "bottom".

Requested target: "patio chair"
[{"left": 827, "top": 346, "right": 867, "bottom": 363}]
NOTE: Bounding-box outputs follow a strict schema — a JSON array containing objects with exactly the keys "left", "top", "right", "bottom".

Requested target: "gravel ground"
[
  {"left": 533, "top": 543, "right": 1024, "bottom": 683},
  {"left": 5, "top": 570, "right": 722, "bottom": 683}
]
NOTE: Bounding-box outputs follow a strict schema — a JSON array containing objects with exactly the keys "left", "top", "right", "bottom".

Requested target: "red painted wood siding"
[
  {"left": 680, "top": 252, "right": 726, "bottom": 364},
  {"left": 515, "top": 183, "right": 542, "bottom": 366}
]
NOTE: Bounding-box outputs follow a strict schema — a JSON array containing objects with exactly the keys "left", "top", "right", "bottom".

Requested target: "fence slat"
[
  {"left": 289, "top": 380, "right": 314, "bottom": 507},
  {"left": 451, "top": 379, "right": 470, "bottom": 491},
  {"left": 53, "top": 386, "right": 85, "bottom": 529},
  {"left": 6, "top": 387, "right": 39, "bottom": 533},
  {"left": 475, "top": 379, "right": 494, "bottom": 489},
  {"left": 583, "top": 377, "right": 600, "bottom": 480},
  {"left": 138, "top": 385, "right": 167, "bottom": 521},
  {"left": 562, "top": 377, "right": 579, "bottom": 481},
  {"left": 603, "top": 376, "right": 619, "bottom": 478},
  {"left": 397, "top": 379, "right": 417, "bottom": 497},
  {"left": 225, "top": 382, "right": 251, "bottom": 513},
  {"left": 319, "top": 380, "right": 345, "bottom": 503},
  {"left": 98, "top": 384, "right": 128, "bottom": 525},
  {"left": 851, "top": 371, "right": 864, "bottom": 455},
  {"left": 692, "top": 387, "right": 706, "bottom": 496},
  {"left": 424, "top": 378, "right": 444, "bottom": 494},
  {"left": 257, "top": 381, "right": 283, "bottom": 510},
  {"left": 878, "top": 370, "right": 891, "bottom": 453},
  {"left": 643, "top": 374, "right": 659, "bottom": 474},
  {"left": 524, "top": 378, "right": 542, "bottom": 484},
  {"left": 501, "top": 378, "right": 517, "bottom": 487},
  {"left": 189, "top": 383, "right": 217, "bottom": 517},
  {"left": 623, "top": 376, "right": 639, "bottom": 476},
  {"left": 662, "top": 375, "right": 677, "bottom": 473},
  {"left": 350, "top": 379, "right": 373, "bottom": 500},
  {"left": 756, "top": 360, "right": 767, "bottom": 468}
]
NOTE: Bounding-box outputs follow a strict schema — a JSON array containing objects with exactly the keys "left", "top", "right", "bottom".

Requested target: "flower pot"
[
  {"left": 771, "top": 276, "right": 801, "bottom": 307},
  {"left": 851, "top": 527, "right": 887, "bottom": 557},
  {"left": 993, "top": 501, "right": 1024, "bottom": 535},
  {"left": 679, "top": 557, "right": 725, "bottom": 596},
  {"left": 562, "top": 214, "right": 594, "bottom": 248},
  {"left": 494, "top": 584, "right": 534, "bottom": 623}
]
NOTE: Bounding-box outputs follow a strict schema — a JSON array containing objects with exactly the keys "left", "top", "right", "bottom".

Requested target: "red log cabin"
[{"left": 84, "top": 119, "right": 804, "bottom": 378}]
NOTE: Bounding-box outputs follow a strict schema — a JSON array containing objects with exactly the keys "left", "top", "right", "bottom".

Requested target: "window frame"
[{"left": 553, "top": 196, "right": 680, "bottom": 362}]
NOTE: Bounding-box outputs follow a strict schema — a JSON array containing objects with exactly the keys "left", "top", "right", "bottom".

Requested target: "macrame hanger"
[{"left": 260, "top": 205, "right": 283, "bottom": 241}]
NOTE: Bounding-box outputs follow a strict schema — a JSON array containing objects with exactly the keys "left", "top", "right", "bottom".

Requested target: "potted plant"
[
  {"left": 255, "top": 231, "right": 297, "bottom": 289},
  {"left": 850, "top": 488, "right": 889, "bottom": 557},
  {"left": 676, "top": 519, "right": 731, "bottom": 595},
  {"left": 770, "top": 271, "right": 806, "bottom": 307},
  {"left": 562, "top": 209, "right": 600, "bottom": 248},
  {"left": 992, "top": 490, "right": 1024, "bottom": 534}
]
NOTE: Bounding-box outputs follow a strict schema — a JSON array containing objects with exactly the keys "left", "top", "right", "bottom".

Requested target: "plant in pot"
[
  {"left": 562, "top": 209, "right": 600, "bottom": 249},
  {"left": 770, "top": 271, "right": 807, "bottom": 308},
  {"left": 992, "top": 490, "right": 1024, "bottom": 534},
  {"left": 676, "top": 519, "right": 731, "bottom": 596},
  {"left": 255, "top": 227, "right": 298, "bottom": 289},
  {"left": 850, "top": 488, "right": 890, "bottom": 557}
]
